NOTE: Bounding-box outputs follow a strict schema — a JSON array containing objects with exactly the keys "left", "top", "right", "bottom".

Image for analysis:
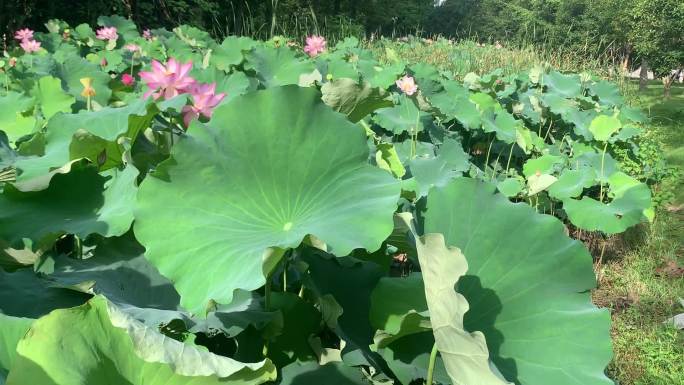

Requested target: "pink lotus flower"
[
  {"left": 96, "top": 26, "right": 119, "bottom": 41},
  {"left": 182, "top": 83, "right": 226, "bottom": 126},
  {"left": 139, "top": 58, "right": 195, "bottom": 100},
  {"left": 121, "top": 73, "right": 135, "bottom": 86},
  {"left": 125, "top": 43, "right": 141, "bottom": 53},
  {"left": 100, "top": 58, "right": 108, "bottom": 67},
  {"left": 396, "top": 75, "right": 418, "bottom": 96},
  {"left": 20, "top": 39, "right": 41, "bottom": 54},
  {"left": 304, "top": 35, "right": 326, "bottom": 57},
  {"left": 142, "top": 29, "right": 153, "bottom": 40},
  {"left": 14, "top": 28, "right": 34, "bottom": 42}
]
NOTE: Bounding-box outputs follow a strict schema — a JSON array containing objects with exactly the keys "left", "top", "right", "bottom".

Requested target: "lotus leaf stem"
[
  {"left": 599, "top": 141, "right": 608, "bottom": 202},
  {"left": 425, "top": 342, "right": 439, "bottom": 385}
]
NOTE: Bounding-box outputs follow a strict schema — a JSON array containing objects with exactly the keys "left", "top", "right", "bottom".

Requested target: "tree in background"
[
  {"left": 1, "top": 0, "right": 433, "bottom": 41},
  {"left": 628, "top": 0, "right": 684, "bottom": 97}
]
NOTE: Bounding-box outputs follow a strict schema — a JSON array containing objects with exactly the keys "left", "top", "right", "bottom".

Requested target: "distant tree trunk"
[
  {"left": 663, "top": 75, "right": 673, "bottom": 99},
  {"left": 621, "top": 45, "right": 631, "bottom": 74},
  {"left": 639, "top": 58, "right": 648, "bottom": 91}
]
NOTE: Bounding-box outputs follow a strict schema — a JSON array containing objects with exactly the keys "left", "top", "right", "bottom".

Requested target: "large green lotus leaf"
[
  {"left": 279, "top": 361, "right": 366, "bottom": 385},
  {"left": 373, "top": 95, "right": 429, "bottom": 135},
  {"left": 548, "top": 169, "right": 595, "bottom": 200},
  {"left": 379, "top": 332, "right": 450, "bottom": 385},
  {"left": 430, "top": 80, "right": 481, "bottom": 130},
  {"left": 481, "top": 109, "right": 519, "bottom": 144},
  {"left": 245, "top": 46, "right": 316, "bottom": 88},
  {"left": 358, "top": 61, "right": 405, "bottom": 89},
  {"left": 134, "top": 86, "right": 400, "bottom": 314},
  {"left": 321, "top": 78, "right": 393, "bottom": 123},
  {"left": 469, "top": 92, "right": 497, "bottom": 112},
  {"left": 562, "top": 108, "right": 596, "bottom": 141},
  {"left": 14, "top": 100, "right": 151, "bottom": 189},
  {"left": 540, "top": 93, "right": 577, "bottom": 116},
  {"left": 408, "top": 138, "right": 470, "bottom": 197},
  {"left": 408, "top": 217, "right": 509, "bottom": 385},
  {"left": 423, "top": 178, "right": 613, "bottom": 385},
  {"left": 0, "top": 163, "right": 139, "bottom": 244},
  {"left": 369, "top": 273, "right": 430, "bottom": 348},
  {"left": 300, "top": 248, "right": 385, "bottom": 368},
  {"left": 516, "top": 90, "right": 542, "bottom": 124},
  {"left": 56, "top": 56, "right": 112, "bottom": 105},
  {"left": 0, "top": 92, "right": 36, "bottom": 144},
  {"left": 375, "top": 142, "right": 406, "bottom": 178},
  {"left": 0, "top": 314, "right": 32, "bottom": 382},
  {"left": 49, "top": 232, "right": 184, "bottom": 326},
  {"left": 543, "top": 71, "right": 582, "bottom": 98},
  {"left": 496, "top": 178, "right": 523, "bottom": 197},
  {"left": 31, "top": 76, "right": 75, "bottom": 120},
  {"left": 322, "top": 58, "right": 360, "bottom": 80},
  {"left": 589, "top": 115, "right": 622, "bottom": 142},
  {"left": 0, "top": 268, "right": 91, "bottom": 319},
  {"left": 265, "top": 292, "right": 321, "bottom": 367},
  {"left": 611, "top": 125, "right": 642, "bottom": 143},
  {"left": 6, "top": 296, "right": 275, "bottom": 385},
  {"left": 563, "top": 181, "right": 651, "bottom": 235},
  {"left": 572, "top": 151, "right": 619, "bottom": 184},
  {"left": 0, "top": 239, "right": 41, "bottom": 271},
  {"left": 211, "top": 36, "right": 256, "bottom": 71},
  {"left": 522, "top": 154, "right": 563, "bottom": 177},
  {"left": 589, "top": 81, "right": 623, "bottom": 107}
]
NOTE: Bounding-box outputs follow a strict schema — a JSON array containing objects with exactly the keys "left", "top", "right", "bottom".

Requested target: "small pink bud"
[{"left": 122, "top": 73, "right": 135, "bottom": 86}]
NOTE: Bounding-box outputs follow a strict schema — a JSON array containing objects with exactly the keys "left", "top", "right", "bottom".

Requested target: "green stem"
[
  {"left": 599, "top": 141, "right": 608, "bottom": 202},
  {"left": 426, "top": 342, "right": 439, "bottom": 385},
  {"left": 483, "top": 137, "right": 494, "bottom": 177},
  {"left": 505, "top": 143, "right": 515, "bottom": 174},
  {"left": 74, "top": 235, "right": 83, "bottom": 259},
  {"left": 282, "top": 260, "right": 288, "bottom": 292},
  {"left": 543, "top": 119, "right": 554, "bottom": 142},
  {"left": 86, "top": 95, "right": 91, "bottom": 112}
]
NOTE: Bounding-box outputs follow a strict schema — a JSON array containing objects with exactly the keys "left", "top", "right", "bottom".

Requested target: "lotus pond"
[{"left": 0, "top": 16, "right": 660, "bottom": 385}]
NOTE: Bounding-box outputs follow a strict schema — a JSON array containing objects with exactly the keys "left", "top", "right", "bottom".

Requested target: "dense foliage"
[
  {"left": 1, "top": 0, "right": 433, "bottom": 39},
  {"left": 0, "top": 16, "right": 658, "bottom": 384}
]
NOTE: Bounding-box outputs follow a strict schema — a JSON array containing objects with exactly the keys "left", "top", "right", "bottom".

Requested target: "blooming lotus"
[
  {"left": 122, "top": 73, "right": 135, "bottom": 86},
  {"left": 14, "top": 28, "right": 34, "bottom": 42},
  {"left": 20, "top": 40, "right": 41, "bottom": 54},
  {"left": 304, "top": 35, "right": 326, "bottom": 57},
  {"left": 142, "top": 29, "right": 153, "bottom": 40},
  {"left": 96, "top": 26, "right": 119, "bottom": 41},
  {"left": 396, "top": 75, "right": 418, "bottom": 96},
  {"left": 139, "top": 58, "right": 195, "bottom": 100},
  {"left": 125, "top": 44, "right": 141, "bottom": 53},
  {"left": 182, "top": 83, "right": 226, "bottom": 126}
]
